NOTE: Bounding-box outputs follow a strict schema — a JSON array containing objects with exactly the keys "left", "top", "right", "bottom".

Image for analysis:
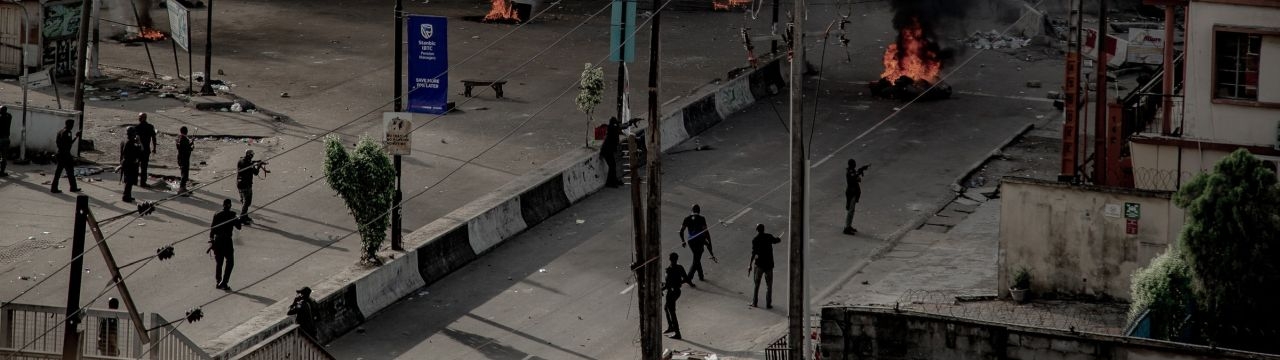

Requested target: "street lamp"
[{"left": 199, "top": 0, "right": 215, "bottom": 95}]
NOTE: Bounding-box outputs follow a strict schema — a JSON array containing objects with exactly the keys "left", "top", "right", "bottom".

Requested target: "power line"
[
  {"left": 138, "top": 0, "right": 679, "bottom": 350},
  {"left": 0, "top": 0, "right": 580, "bottom": 315}
]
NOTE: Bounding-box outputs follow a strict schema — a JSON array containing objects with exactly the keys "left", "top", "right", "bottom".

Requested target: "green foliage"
[
  {"left": 1129, "top": 247, "right": 1194, "bottom": 340},
  {"left": 323, "top": 135, "right": 396, "bottom": 265},
  {"left": 1172, "top": 149, "right": 1280, "bottom": 351},
  {"left": 1012, "top": 267, "right": 1031, "bottom": 290},
  {"left": 575, "top": 63, "right": 605, "bottom": 119}
]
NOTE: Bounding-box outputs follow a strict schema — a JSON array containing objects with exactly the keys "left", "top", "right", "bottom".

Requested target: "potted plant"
[{"left": 1010, "top": 267, "right": 1031, "bottom": 303}]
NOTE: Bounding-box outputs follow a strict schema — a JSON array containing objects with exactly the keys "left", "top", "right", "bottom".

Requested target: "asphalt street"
[
  {"left": 0, "top": 0, "right": 785, "bottom": 344},
  {"left": 327, "top": 6, "right": 1065, "bottom": 356}
]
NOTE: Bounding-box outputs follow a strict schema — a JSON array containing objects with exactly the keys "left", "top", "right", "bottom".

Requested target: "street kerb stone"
[
  {"left": 519, "top": 174, "right": 571, "bottom": 225},
  {"left": 466, "top": 197, "right": 528, "bottom": 255},
  {"left": 713, "top": 75, "right": 755, "bottom": 120},
  {"left": 561, "top": 151, "right": 607, "bottom": 203}
]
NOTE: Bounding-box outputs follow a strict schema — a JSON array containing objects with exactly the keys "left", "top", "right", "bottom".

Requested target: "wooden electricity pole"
[
  {"left": 61, "top": 196, "right": 89, "bottom": 359},
  {"left": 640, "top": 0, "right": 664, "bottom": 357},
  {"left": 71, "top": 0, "right": 94, "bottom": 156},
  {"left": 787, "top": 5, "right": 808, "bottom": 360}
]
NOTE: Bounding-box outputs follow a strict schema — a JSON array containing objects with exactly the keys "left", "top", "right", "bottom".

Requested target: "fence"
[
  {"left": 894, "top": 290, "right": 1130, "bottom": 335},
  {"left": 221, "top": 325, "right": 332, "bottom": 360},
  {"left": 0, "top": 303, "right": 330, "bottom": 360},
  {"left": 764, "top": 334, "right": 789, "bottom": 360}
]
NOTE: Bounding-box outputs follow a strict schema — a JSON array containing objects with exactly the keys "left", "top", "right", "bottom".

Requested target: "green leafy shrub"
[
  {"left": 1129, "top": 247, "right": 1193, "bottom": 340},
  {"left": 1012, "top": 267, "right": 1031, "bottom": 290},
  {"left": 323, "top": 135, "right": 395, "bottom": 265}
]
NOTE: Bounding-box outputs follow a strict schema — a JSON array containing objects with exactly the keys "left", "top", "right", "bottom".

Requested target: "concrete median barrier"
[{"left": 203, "top": 56, "right": 787, "bottom": 354}]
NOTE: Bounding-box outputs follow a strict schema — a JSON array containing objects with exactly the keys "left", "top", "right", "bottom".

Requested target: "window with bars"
[{"left": 1215, "top": 31, "right": 1261, "bottom": 101}]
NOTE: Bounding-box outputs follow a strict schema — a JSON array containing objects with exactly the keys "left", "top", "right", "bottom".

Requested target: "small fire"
[
  {"left": 139, "top": 28, "right": 166, "bottom": 41},
  {"left": 880, "top": 17, "right": 940, "bottom": 84},
  {"left": 712, "top": 0, "right": 751, "bottom": 11},
  {"left": 484, "top": 0, "right": 521, "bottom": 23}
]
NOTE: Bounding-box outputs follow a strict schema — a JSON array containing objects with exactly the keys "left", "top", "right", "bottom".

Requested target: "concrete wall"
[
  {"left": 820, "top": 306, "right": 1280, "bottom": 360},
  {"left": 1129, "top": 142, "right": 1241, "bottom": 192},
  {"left": 998, "top": 177, "right": 1184, "bottom": 301},
  {"left": 200, "top": 58, "right": 787, "bottom": 357},
  {"left": 1181, "top": 1, "right": 1280, "bottom": 146},
  {"left": 2, "top": 105, "right": 81, "bottom": 153}
]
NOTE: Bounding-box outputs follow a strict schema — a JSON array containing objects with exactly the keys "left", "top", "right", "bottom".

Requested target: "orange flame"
[
  {"left": 484, "top": 0, "right": 521, "bottom": 22},
  {"left": 712, "top": 0, "right": 751, "bottom": 11},
  {"left": 880, "top": 18, "right": 940, "bottom": 84},
  {"left": 139, "top": 28, "right": 166, "bottom": 41}
]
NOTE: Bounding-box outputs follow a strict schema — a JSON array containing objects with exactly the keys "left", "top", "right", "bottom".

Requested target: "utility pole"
[
  {"left": 640, "top": 0, "right": 663, "bottom": 357},
  {"left": 391, "top": 0, "right": 405, "bottom": 251},
  {"left": 199, "top": 0, "right": 215, "bottom": 95},
  {"left": 61, "top": 196, "right": 89, "bottom": 359},
  {"left": 1059, "top": 0, "right": 1081, "bottom": 182},
  {"left": 72, "top": 0, "right": 93, "bottom": 156},
  {"left": 1093, "top": 0, "right": 1109, "bottom": 185},
  {"left": 771, "top": 0, "right": 780, "bottom": 53},
  {"left": 616, "top": 0, "right": 629, "bottom": 128},
  {"left": 786, "top": 7, "right": 808, "bottom": 360}
]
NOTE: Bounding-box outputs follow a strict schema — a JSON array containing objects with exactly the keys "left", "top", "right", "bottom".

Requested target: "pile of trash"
[{"left": 965, "top": 30, "right": 1033, "bottom": 50}]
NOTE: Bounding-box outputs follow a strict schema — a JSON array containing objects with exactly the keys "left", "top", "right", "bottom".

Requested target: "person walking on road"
[
  {"left": 176, "top": 126, "right": 194, "bottom": 196},
  {"left": 133, "top": 113, "right": 157, "bottom": 187},
  {"left": 236, "top": 149, "right": 261, "bottom": 224},
  {"left": 50, "top": 120, "right": 81, "bottom": 193},
  {"left": 600, "top": 117, "right": 623, "bottom": 188},
  {"left": 118, "top": 127, "right": 143, "bottom": 203},
  {"left": 663, "top": 252, "right": 694, "bottom": 339},
  {"left": 679, "top": 204, "right": 716, "bottom": 282},
  {"left": 0, "top": 106, "right": 11, "bottom": 177},
  {"left": 844, "top": 159, "right": 869, "bottom": 235},
  {"left": 209, "top": 199, "right": 241, "bottom": 290},
  {"left": 748, "top": 224, "right": 782, "bottom": 308}
]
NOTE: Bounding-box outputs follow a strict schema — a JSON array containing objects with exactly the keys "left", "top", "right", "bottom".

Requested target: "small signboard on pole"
[
  {"left": 384, "top": 112, "right": 413, "bottom": 156},
  {"left": 166, "top": 0, "right": 191, "bottom": 51},
  {"left": 610, "top": 0, "right": 637, "bottom": 63}
]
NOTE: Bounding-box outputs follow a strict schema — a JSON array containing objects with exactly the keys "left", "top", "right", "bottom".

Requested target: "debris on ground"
[{"left": 966, "top": 30, "right": 1032, "bottom": 50}]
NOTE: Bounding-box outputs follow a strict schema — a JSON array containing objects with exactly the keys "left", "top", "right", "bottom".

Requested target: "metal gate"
[{"left": 0, "top": 4, "right": 23, "bottom": 76}]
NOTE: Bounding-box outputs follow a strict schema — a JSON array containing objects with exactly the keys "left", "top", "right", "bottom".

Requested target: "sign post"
[
  {"left": 406, "top": 15, "right": 449, "bottom": 114},
  {"left": 384, "top": 112, "right": 412, "bottom": 250},
  {"left": 166, "top": 0, "right": 192, "bottom": 92}
]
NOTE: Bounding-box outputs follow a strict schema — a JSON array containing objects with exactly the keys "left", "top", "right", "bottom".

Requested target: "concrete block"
[
  {"left": 925, "top": 214, "right": 963, "bottom": 227},
  {"left": 953, "top": 197, "right": 981, "bottom": 206},
  {"left": 561, "top": 153, "right": 606, "bottom": 203},
  {"left": 659, "top": 111, "right": 690, "bottom": 152},
  {"left": 466, "top": 198, "right": 529, "bottom": 254},
  {"left": 414, "top": 225, "right": 475, "bottom": 284},
  {"left": 354, "top": 250, "right": 426, "bottom": 317},
  {"left": 714, "top": 75, "right": 755, "bottom": 119},
  {"left": 681, "top": 96, "right": 723, "bottom": 136},
  {"left": 1022, "top": 336, "right": 1050, "bottom": 350},
  {"left": 520, "top": 175, "right": 571, "bottom": 225},
  {"left": 1051, "top": 338, "right": 1079, "bottom": 353}
]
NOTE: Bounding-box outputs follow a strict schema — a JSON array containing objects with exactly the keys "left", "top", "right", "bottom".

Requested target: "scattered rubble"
[{"left": 965, "top": 30, "right": 1032, "bottom": 50}]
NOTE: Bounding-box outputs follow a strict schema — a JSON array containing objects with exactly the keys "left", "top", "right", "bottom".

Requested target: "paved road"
[
  {"left": 0, "top": 0, "right": 778, "bottom": 345},
  {"left": 327, "top": 4, "right": 1065, "bottom": 355}
]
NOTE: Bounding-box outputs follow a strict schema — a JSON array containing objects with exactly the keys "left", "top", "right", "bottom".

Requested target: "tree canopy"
[{"left": 323, "top": 135, "right": 396, "bottom": 265}]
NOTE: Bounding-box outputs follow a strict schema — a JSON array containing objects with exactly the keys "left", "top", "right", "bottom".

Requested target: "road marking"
[
  {"left": 620, "top": 284, "right": 635, "bottom": 295},
  {"left": 723, "top": 207, "right": 752, "bottom": 225},
  {"left": 955, "top": 90, "right": 1055, "bottom": 103}
]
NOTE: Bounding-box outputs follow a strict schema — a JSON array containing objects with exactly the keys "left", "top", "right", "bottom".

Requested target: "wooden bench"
[{"left": 461, "top": 80, "right": 508, "bottom": 99}]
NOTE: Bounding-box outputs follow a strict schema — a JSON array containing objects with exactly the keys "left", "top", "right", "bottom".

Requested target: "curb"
[{"left": 202, "top": 58, "right": 787, "bottom": 357}]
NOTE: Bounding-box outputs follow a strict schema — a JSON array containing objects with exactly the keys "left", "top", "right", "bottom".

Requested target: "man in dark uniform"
[
  {"left": 176, "top": 126, "right": 194, "bottom": 196},
  {"left": 287, "top": 287, "right": 318, "bottom": 339},
  {"left": 119, "top": 127, "right": 142, "bottom": 203},
  {"left": 600, "top": 117, "right": 623, "bottom": 188},
  {"left": 50, "top": 120, "right": 81, "bottom": 193},
  {"left": 748, "top": 224, "right": 782, "bottom": 308},
  {"left": 663, "top": 252, "right": 693, "bottom": 340},
  {"left": 844, "top": 159, "right": 869, "bottom": 235},
  {"left": 209, "top": 199, "right": 241, "bottom": 290},
  {"left": 0, "top": 106, "right": 11, "bottom": 177},
  {"left": 679, "top": 204, "right": 716, "bottom": 282},
  {"left": 133, "top": 113, "right": 157, "bottom": 187},
  {"left": 236, "top": 149, "right": 260, "bottom": 224}
]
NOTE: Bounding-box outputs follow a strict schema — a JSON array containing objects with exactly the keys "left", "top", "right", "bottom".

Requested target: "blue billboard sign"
[{"left": 407, "top": 15, "right": 449, "bottom": 114}]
